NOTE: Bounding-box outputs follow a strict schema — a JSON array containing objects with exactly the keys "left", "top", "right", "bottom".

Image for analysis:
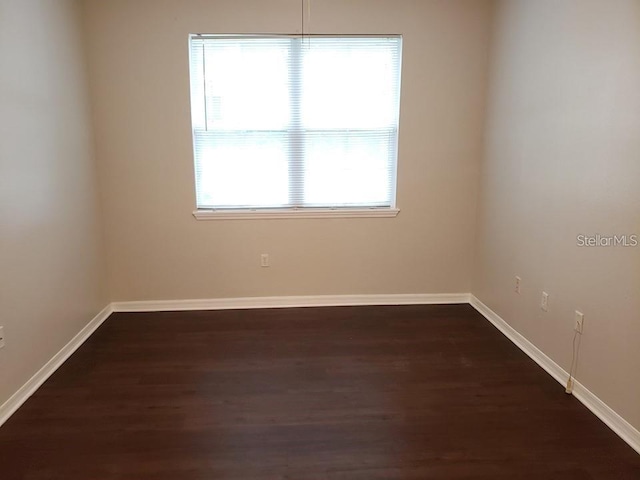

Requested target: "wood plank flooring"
[{"left": 1, "top": 304, "right": 639, "bottom": 479}]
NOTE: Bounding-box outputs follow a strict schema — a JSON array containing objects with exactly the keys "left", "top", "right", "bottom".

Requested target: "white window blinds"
[{"left": 189, "top": 35, "right": 402, "bottom": 211}]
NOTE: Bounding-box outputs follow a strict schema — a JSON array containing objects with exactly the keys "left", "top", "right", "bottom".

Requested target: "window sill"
[{"left": 193, "top": 208, "right": 400, "bottom": 220}]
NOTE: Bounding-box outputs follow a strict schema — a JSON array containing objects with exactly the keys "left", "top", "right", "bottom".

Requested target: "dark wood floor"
[{"left": 1, "top": 305, "right": 638, "bottom": 479}]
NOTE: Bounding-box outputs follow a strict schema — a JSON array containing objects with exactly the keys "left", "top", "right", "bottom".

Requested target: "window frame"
[{"left": 188, "top": 34, "right": 402, "bottom": 220}]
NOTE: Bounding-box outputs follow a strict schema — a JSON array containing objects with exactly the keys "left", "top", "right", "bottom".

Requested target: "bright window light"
[{"left": 189, "top": 35, "right": 403, "bottom": 212}]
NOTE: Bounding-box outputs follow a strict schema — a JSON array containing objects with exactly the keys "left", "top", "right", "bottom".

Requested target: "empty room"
[{"left": 1, "top": 0, "right": 639, "bottom": 478}]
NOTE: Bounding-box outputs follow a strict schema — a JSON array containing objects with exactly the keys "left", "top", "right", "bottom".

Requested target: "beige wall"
[
  {"left": 474, "top": 0, "right": 640, "bottom": 429},
  {"left": 2, "top": 0, "right": 639, "bottom": 440},
  {"left": 83, "top": 0, "right": 493, "bottom": 302},
  {"left": 0, "top": 0, "right": 108, "bottom": 406}
]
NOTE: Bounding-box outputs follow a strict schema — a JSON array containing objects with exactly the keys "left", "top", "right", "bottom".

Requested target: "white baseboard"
[
  {"left": 111, "top": 293, "right": 471, "bottom": 313},
  {"left": 470, "top": 295, "right": 640, "bottom": 455},
  {"left": 2, "top": 294, "right": 638, "bottom": 458},
  {"left": 0, "top": 304, "right": 113, "bottom": 428}
]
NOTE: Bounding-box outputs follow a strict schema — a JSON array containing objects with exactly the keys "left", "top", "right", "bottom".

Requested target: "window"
[{"left": 188, "top": 35, "right": 402, "bottom": 219}]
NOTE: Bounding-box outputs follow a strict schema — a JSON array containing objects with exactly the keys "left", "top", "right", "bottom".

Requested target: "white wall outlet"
[
  {"left": 541, "top": 292, "right": 549, "bottom": 312},
  {"left": 260, "top": 254, "right": 270, "bottom": 267},
  {"left": 0, "top": 326, "right": 5, "bottom": 349},
  {"left": 515, "top": 276, "right": 521, "bottom": 294},
  {"left": 575, "top": 311, "right": 584, "bottom": 334}
]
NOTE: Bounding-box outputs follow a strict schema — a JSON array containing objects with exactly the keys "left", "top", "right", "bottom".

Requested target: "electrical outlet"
[
  {"left": 0, "top": 326, "right": 5, "bottom": 349},
  {"left": 574, "top": 311, "right": 584, "bottom": 334},
  {"left": 515, "top": 276, "right": 521, "bottom": 294},
  {"left": 541, "top": 292, "right": 549, "bottom": 312},
  {"left": 260, "top": 254, "right": 270, "bottom": 268}
]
